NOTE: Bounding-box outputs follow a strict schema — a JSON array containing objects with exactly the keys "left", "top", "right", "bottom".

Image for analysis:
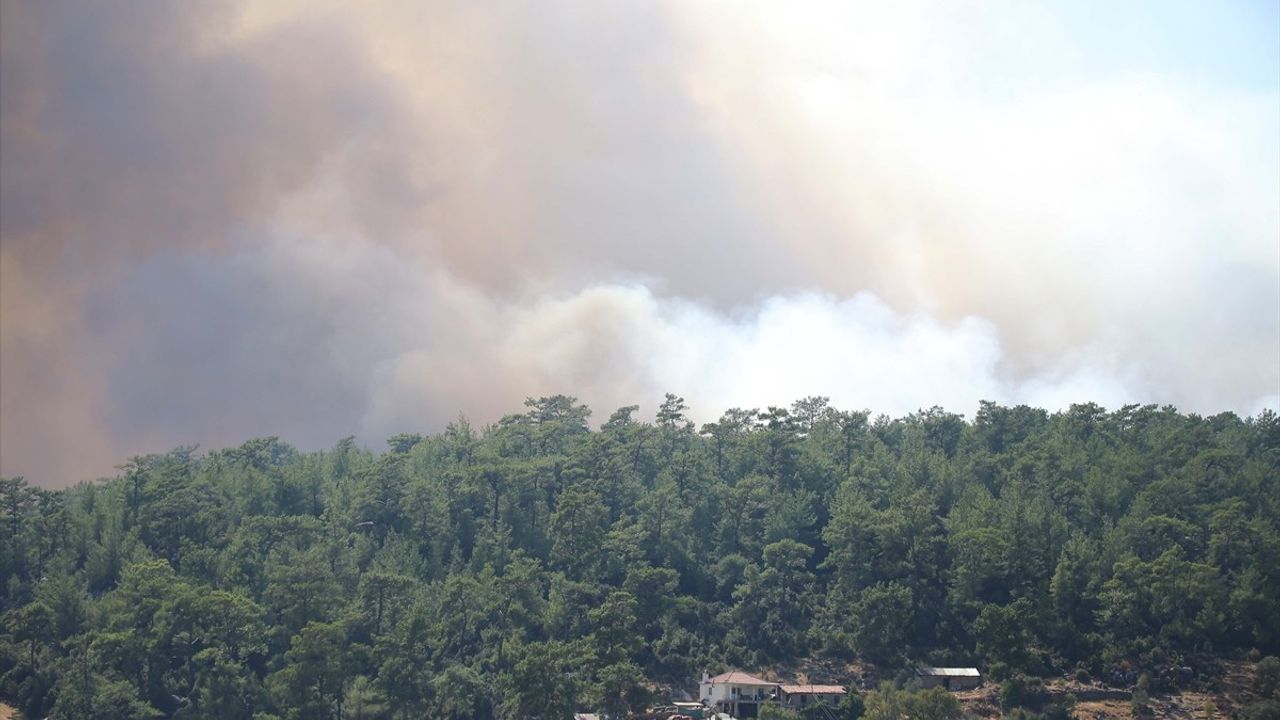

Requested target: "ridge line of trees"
[{"left": 2, "top": 396, "right": 1277, "bottom": 718}]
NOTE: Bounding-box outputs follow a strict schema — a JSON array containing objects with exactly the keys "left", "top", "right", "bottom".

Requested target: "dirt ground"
[
  {"left": 953, "top": 659, "right": 1267, "bottom": 719},
  {"left": 1068, "top": 694, "right": 1224, "bottom": 720},
  {"left": 958, "top": 690, "right": 1220, "bottom": 719}
]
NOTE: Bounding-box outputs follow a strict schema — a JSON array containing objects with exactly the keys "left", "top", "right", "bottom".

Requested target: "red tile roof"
[{"left": 706, "top": 671, "right": 774, "bottom": 685}]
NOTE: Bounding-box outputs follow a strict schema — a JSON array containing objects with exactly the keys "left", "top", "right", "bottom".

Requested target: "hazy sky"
[{"left": 2, "top": 0, "right": 1278, "bottom": 486}]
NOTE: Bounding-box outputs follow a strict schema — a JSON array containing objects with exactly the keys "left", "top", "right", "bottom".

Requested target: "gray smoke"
[{"left": 2, "top": 1, "right": 1276, "bottom": 486}]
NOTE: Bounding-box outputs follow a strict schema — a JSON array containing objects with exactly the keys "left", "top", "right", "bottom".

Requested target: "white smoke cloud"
[
  {"left": 670, "top": 0, "right": 1280, "bottom": 392},
  {"left": 245, "top": 233, "right": 1148, "bottom": 439},
  {"left": 2, "top": 0, "right": 1276, "bottom": 485}
]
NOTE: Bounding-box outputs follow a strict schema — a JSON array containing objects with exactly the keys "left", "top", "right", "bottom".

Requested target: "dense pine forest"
[{"left": 2, "top": 397, "right": 1278, "bottom": 719}]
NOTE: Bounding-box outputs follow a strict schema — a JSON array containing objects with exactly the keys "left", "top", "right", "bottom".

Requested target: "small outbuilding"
[
  {"left": 914, "top": 667, "right": 982, "bottom": 691},
  {"left": 672, "top": 701, "right": 707, "bottom": 718},
  {"left": 778, "top": 684, "right": 847, "bottom": 709}
]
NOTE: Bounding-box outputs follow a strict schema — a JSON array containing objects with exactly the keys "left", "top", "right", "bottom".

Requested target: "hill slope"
[{"left": 1, "top": 397, "right": 1277, "bottom": 718}]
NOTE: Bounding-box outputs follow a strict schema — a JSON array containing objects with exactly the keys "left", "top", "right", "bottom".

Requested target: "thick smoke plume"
[{"left": 2, "top": 1, "right": 1277, "bottom": 486}]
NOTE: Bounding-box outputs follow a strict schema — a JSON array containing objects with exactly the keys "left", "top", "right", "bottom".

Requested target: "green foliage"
[
  {"left": 1238, "top": 699, "right": 1280, "bottom": 720},
  {"left": 1000, "top": 675, "right": 1031, "bottom": 709},
  {"left": 0, "top": 399, "right": 1275, "bottom": 717},
  {"left": 863, "top": 685, "right": 964, "bottom": 720},
  {"left": 1257, "top": 656, "right": 1280, "bottom": 699},
  {"left": 265, "top": 619, "right": 357, "bottom": 719},
  {"left": 836, "top": 691, "right": 867, "bottom": 720},
  {"left": 499, "top": 639, "right": 593, "bottom": 719},
  {"left": 730, "top": 539, "right": 816, "bottom": 659},
  {"left": 1043, "top": 694, "right": 1076, "bottom": 720},
  {"left": 760, "top": 704, "right": 803, "bottom": 720},
  {"left": 838, "top": 582, "right": 913, "bottom": 664},
  {"left": 1131, "top": 686, "right": 1152, "bottom": 716},
  {"left": 975, "top": 599, "right": 1036, "bottom": 671}
]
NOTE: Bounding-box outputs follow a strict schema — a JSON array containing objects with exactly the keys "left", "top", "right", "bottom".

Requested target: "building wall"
[
  {"left": 782, "top": 692, "right": 844, "bottom": 708},
  {"left": 949, "top": 676, "right": 982, "bottom": 690},
  {"left": 918, "top": 675, "right": 981, "bottom": 690},
  {"left": 700, "top": 682, "right": 773, "bottom": 705}
]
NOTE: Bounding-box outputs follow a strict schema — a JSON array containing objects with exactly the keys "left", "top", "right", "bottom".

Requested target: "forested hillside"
[{"left": 2, "top": 397, "right": 1278, "bottom": 719}]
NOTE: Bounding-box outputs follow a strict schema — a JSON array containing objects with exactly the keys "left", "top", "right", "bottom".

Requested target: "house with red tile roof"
[
  {"left": 699, "top": 671, "right": 776, "bottom": 718},
  {"left": 698, "top": 671, "right": 847, "bottom": 718}
]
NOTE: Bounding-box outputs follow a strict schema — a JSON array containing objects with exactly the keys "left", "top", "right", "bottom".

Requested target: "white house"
[{"left": 699, "top": 671, "right": 776, "bottom": 718}]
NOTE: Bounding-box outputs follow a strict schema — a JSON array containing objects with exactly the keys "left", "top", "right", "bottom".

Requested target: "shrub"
[
  {"left": 1238, "top": 700, "right": 1280, "bottom": 720},
  {"left": 1136, "top": 671, "right": 1152, "bottom": 693},
  {"left": 836, "top": 691, "right": 866, "bottom": 720},
  {"left": 1043, "top": 694, "right": 1076, "bottom": 720},
  {"left": 1000, "top": 676, "right": 1029, "bottom": 709},
  {"left": 1256, "top": 656, "right": 1280, "bottom": 699},
  {"left": 1131, "top": 687, "right": 1152, "bottom": 716},
  {"left": 863, "top": 686, "right": 963, "bottom": 720},
  {"left": 760, "top": 705, "right": 803, "bottom": 720}
]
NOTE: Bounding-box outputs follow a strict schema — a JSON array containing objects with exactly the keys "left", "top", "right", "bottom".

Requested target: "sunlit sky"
[{"left": 2, "top": 0, "right": 1278, "bottom": 486}]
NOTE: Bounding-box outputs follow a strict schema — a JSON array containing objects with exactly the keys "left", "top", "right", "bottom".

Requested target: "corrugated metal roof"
[
  {"left": 706, "top": 671, "right": 774, "bottom": 685},
  {"left": 915, "top": 667, "right": 981, "bottom": 677}
]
